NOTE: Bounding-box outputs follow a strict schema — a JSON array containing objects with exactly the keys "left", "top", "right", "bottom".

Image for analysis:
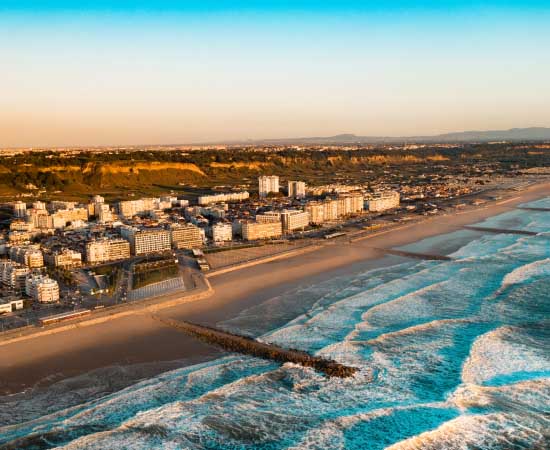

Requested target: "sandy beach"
[{"left": 0, "top": 181, "right": 548, "bottom": 395}]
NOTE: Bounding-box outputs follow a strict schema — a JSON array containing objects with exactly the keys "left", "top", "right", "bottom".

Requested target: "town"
[{"left": 0, "top": 143, "right": 548, "bottom": 332}]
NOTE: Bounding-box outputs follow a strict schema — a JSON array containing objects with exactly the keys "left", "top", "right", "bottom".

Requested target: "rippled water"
[{"left": 1, "top": 201, "right": 549, "bottom": 449}]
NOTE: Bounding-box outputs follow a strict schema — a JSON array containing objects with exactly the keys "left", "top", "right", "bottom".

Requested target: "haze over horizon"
[{"left": 2, "top": 1, "right": 550, "bottom": 147}]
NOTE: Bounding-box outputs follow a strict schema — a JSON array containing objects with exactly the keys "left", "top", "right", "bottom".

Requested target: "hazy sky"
[{"left": 1, "top": 1, "right": 549, "bottom": 147}]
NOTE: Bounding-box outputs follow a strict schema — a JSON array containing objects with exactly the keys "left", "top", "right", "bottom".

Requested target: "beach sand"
[{"left": 0, "top": 182, "right": 548, "bottom": 394}]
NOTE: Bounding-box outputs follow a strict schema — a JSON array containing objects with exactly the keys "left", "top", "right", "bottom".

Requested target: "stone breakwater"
[{"left": 152, "top": 315, "right": 359, "bottom": 378}]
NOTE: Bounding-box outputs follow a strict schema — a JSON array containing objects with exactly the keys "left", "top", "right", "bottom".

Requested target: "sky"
[{"left": 1, "top": 1, "right": 549, "bottom": 147}]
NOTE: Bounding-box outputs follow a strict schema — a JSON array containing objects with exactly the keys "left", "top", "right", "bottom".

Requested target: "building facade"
[
  {"left": 170, "top": 223, "right": 203, "bottom": 249},
  {"left": 242, "top": 221, "right": 283, "bottom": 240},
  {"left": 25, "top": 274, "right": 60, "bottom": 303},
  {"left": 258, "top": 175, "right": 280, "bottom": 197},
  {"left": 211, "top": 223, "right": 233, "bottom": 242},
  {"left": 365, "top": 191, "right": 400, "bottom": 212},
  {"left": 288, "top": 181, "right": 306, "bottom": 199},
  {"left": 198, "top": 191, "right": 249, "bottom": 206},
  {"left": 86, "top": 238, "right": 131, "bottom": 264}
]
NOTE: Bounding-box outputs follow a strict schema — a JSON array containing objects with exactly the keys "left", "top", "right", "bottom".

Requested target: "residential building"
[
  {"left": 86, "top": 238, "right": 131, "bottom": 264},
  {"left": 197, "top": 191, "right": 249, "bottom": 205},
  {"left": 170, "top": 223, "right": 203, "bottom": 249},
  {"left": 242, "top": 221, "right": 283, "bottom": 240},
  {"left": 25, "top": 274, "right": 60, "bottom": 303},
  {"left": 51, "top": 207, "right": 88, "bottom": 229},
  {"left": 0, "top": 261, "right": 30, "bottom": 291},
  {"left": 365, "top": 191, "right": 400, "bottom": 212},
  {"left": 13, "top": 201, "right": 26, "bottom": 218},
  {"left": 121, "top": 227, "right": 171, "bottom": 255},
  {"left": 45, "top": 249, "right": 82, "bottom": 268},
  {"left": 258, "top": 175, "right": 279, "bottom": 197},
  {"left": 288, "top": 181, "right": 306, "bottom": 199},
  {"left": 211, "top": 223, "right": 233, "bottom": 242},
  {"left": 9, "top": 245, "right": 44, "bottom": 268},
  {"left": 280, "top": 209, "right": 310, "bottom": 233}
]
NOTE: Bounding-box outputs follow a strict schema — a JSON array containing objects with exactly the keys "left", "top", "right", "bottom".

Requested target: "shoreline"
[{"left": 0, "top": 181, "right": 548, "bottom": 395}]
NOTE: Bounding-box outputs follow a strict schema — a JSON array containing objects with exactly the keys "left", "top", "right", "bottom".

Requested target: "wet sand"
[{"left": 0, "top": 181, "right": 548, "bottom": 394}]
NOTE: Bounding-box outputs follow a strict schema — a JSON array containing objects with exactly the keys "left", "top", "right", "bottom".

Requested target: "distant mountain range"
[{"left": 242, "top": 127, "right": 550, "bottom": 145}]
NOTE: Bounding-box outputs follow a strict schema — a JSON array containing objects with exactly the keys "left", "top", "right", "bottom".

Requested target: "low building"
[
  {"left": 0, "top": 299, "right": 24, "bottom": 314},
  {"left": 86, "top": 238, "right": 131, "bottom": 264},
  {"left": 25, "top": 274, "right": 60, "bottom": 303},
  {"left": 51, "top": 207, "right": 88, "bottom": 229},
  {"left": 365, "top": 191, "right": 400, "bottom": 212},
  {"left": 170, "top": 223, "right": 203, "bottom": 249},
  {"left": 242, "top": 221, "right": 283, "bottom": 240},
  {"left": 45, "top": 249, "right": 82, "bottom": 268},
  {"left": 198, "top": 191, "right": 249, "bottom": 206},
  {"left": 211, "top": 223, "right": 233, "bottom": 242}
]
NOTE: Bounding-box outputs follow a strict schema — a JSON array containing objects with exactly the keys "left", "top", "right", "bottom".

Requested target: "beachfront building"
[
  {"left": 0, "top": 299, "right": 24, "bottom": 315},
  {"left": 13, "top": 201, "right": 26, "bottom": 218},
  {"left": 288, "top": 181, "right": 306, "bottom": 199},
  {"left": 0, "top": 261, "right": 30, "bottom": 291},
  {"left": 280, "top": 209, "right": 310, "bottom": 233},
  {"left": 170, "top": 223, "right": 203, "bottom": 249},
  {"left": 258, "top": 175, "right": 279, "bottom": 197},
  {"left": 198, "top": 191, "right": 250, "bottom": 206},
  {"left": 365, "top": 191, "right": 400, "bottom": 212},
  {"left": 9, "top": 245, "right": 44, "bottom": 268},
  {"left": 305, "top": 193, "right": 363, "bottom": 225},
  {"left": 25, "top": 274, "right": 60, "bottom": 303},
  {"left": 211, "top": 223, "right": 233, "bottom": 243},
  {"left": 121, "top": 227, "right": 171, "bottom": 256},
  {"left": 86, "top": 238, "right": 131, "bottom": 264},
  {"left": 257, "top": 210, "right": 309, "bottom": 233},
  {"left": 44, "top": 249, "right": 82, "bottom": 268},
  {"left": 242, "top": 221, "right": 283, "bottom": 240}
]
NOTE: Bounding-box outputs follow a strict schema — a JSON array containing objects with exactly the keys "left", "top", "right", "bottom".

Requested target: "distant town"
[{"left": 0, "top": 142, "right": 549, "bottom": 332}]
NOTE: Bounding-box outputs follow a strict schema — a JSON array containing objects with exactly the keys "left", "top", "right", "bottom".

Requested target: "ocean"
[{"left": 1, "top": 199, "right": 549, "bottom": 449}]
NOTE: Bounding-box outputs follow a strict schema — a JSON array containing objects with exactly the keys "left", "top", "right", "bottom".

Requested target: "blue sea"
[{"left": 1, "top": 199, "right": 549, "bottom": 449}]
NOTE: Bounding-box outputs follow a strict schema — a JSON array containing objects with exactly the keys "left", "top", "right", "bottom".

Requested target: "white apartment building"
[
  {"left": 242, "top": 221, "right": 283, "bottom": 240},
  {"left": 51, "top": 207, "right": 88, "bottom": 229},
  {"left": 258, "top": 176, "right": 279, "bottom": 197},
  {"left": 305, "top": 193, "right": 363, "bottom": 225},
  {"left": 25, "top": 274, "right": 59, "bottom": 303},
  {"left": 0, "top": 261, "right": 30, "bottom": 291},
  {"left": 280, "top": 209, "right": 310, "bottom": 233},
  {"left": 45, "top": 249, "right": 82, "bottom": 268},
  {"left": 365, "top": 191, "right": 400, "bottom": 212},
  {"left": 118, "top": 198, "right": 159, "bottom": 218},
  {"left": 170, "top": 223, "right": 203, "bottom": 249},
  {"left": 13, "top": 201, "right": 26, "bottom": 218},
  {"left": 32, "top": 201, "right": 47, "bottom": 210},
  {"left": 9, "top": 245, "right": 44, "bottom": 268},
  {"left": 197, "top": 191, "right": 250, "bottom": 206},
  {"left": 86, "top": 238, "right": 131, "bottom": 264},
  {"left": 27, "top": 209, "right": 53, "bottom": 229},
  {"left": 211, "top": 223, "right": 233, "bottom": 243},
  {"left": 121, "top": 227, "right": 171, "bottom": 255},
  {"left": 288, "top": 181, "right": 306, "bottom": 199}
]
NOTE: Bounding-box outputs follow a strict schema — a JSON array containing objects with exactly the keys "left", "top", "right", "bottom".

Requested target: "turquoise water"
[{"left": 1, "top": 201, "right": 549, "bottom": 449}]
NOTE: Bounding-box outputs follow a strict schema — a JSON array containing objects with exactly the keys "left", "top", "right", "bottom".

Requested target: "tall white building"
[
  {"left": 25, "top": 274, "right": 59, "bottom": 303},
  {"left": 13, "top": 201, "right": 26, "bottom": 218},
  {"left": 258, "top": 176, "right": 279, "bottom": 197},
  {"left": 288, "top": 181, "right": 306, "bottom": 199},
  {"left": 211, "top": 223, "right": 233, "bottom": 243},
  {"left": 121, "top": 227, "right": 171, "bottom": 255}
]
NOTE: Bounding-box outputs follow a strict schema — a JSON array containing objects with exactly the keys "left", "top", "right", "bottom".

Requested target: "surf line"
[{"left": 150, "top": 314, "right": 358, "bottom": 378}]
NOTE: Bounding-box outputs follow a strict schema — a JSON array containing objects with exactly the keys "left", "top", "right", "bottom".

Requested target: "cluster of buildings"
[{"left": 1, "top": 174, "right": 402, "bottom": 313}]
